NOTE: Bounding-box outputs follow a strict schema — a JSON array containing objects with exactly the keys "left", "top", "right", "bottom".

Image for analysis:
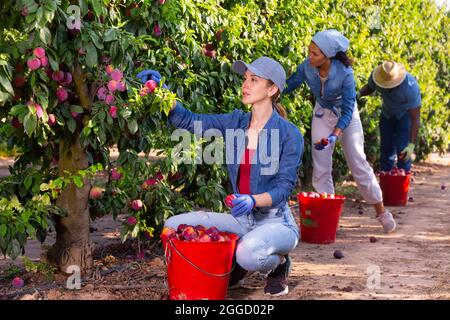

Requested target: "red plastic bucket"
[
  {"left": 297, "top": 193, "right": 346, "bottom": 244},
  {"left": 379, "top": 173, "right": 411, "bottom": 206},
  {"left": 162, "top": 233, "right": 238, "bottom": 300}
]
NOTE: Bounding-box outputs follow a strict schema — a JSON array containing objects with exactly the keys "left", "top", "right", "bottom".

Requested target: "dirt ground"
[{"left": 1, "top": 154, "right": 449, "bottom": 300}]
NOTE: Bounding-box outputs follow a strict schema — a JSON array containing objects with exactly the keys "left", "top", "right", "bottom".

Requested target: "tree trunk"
[{"left": 47, "top": 135, "right": 93, "bottom": 274}]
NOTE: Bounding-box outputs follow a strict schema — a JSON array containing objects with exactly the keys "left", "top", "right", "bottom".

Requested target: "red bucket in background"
[
  {"left": 162, "top": 233, "right": 238, "bottom": 300},
  {"left": 297, "top": 193, "right": 346, "bottom": 244},
  {"left": 379, "top": 173, "right": 411, "bottom": 206}
]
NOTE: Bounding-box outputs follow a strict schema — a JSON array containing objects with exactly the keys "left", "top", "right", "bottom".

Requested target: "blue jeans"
[
  {"left": 164, "top": 204, "right": 299, "bottom": 274},
  {"left": 379, "top": 113, "right": 411, "bottom": 172}
]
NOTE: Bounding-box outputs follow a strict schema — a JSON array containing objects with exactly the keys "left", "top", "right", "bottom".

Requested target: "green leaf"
[
  {"left": 36, "top": 228, "right": 47, "bottom": 243},
  {"left": 0, "top": 91, "right": 7, "bottom": 104},
  {"left": 26, "top": 225, "right": 36, "bottom": 237},
  {"left": 85, "top": 42, "right": 98, "bottom": 68},
  {"left": 60, "top": 104, "right": 71, "bottom": 118},
  {"left": 10, "top": 104, "right": 27, "bottom": 116},
  {"left": 78, "top": 0, "right": 89, "bottom": 15},
  {"left": 54, "top": 179, "right": 64, "bottom": 189},
  {"left": 104, "top": 28, "right": 117, "bottom": 42},
  {"left": 121, "top": 109, "right": 132, "bottom": 118},
  {"left": 32, "top": 182, "right": 41, "bottom": 195},
  {"left": 0, "top": 224, "right": 7, "bottom": 238},
  {"left": 0, "top": 74, "right": 13, "bottom": 94},
  {"left": 131, "top": 224, "right": 140, "bottom": 238},
  {"left": 7, "top": 240, "right": 22, "bottom": 260},
  {"left": 70, "top": 105, "right": 84, "bottom": 113},
  {"left": 66, "top": 117, "right": 76, "bottom": 133},
  {"left": 24, "top": 175, "right": 33, "bottom": 190},
  {"left": 40, "top": 183, "right": 50, "bottom": 191},
  {"left": 39, "top": 27, "right": 52, "bottom": 44},
  {"left": 47, "top": 54, "right": 58, "bottom": 71},
  {"left": 43, "top": 10, "right": 55, "bottom": 23},
  {"left": 91, "top": 0, "right": 102, "bottom": 17},
  {"left": 109, "top": 41, "right": 119, "bottom": 59},
  {"left": 120, "top": 228, "right": 129, "bottom": 243},
  {"left": 81, "top": 126, "right": 92, "bottom": 137},
  {"left": 72, "top": 176, "right": 83, "bottom": 188},
  {"left": 94, "top": 163, "right": 103, "bottom": 172},
  {"left": 44, "top": 0, "right": 57, "bottom": 12},
  {"left": 99, "top": 129, "right": 106, "bottom": 144},
  {"left": 23, "top": 112, "right": 37, "bottom": 136},
  {"left": 128, "top": 119, "right": 138, "bottom": 135},
  {"left": 30, "top": 72, "right": 36, "bottom": 87},
  {"left": 121, "top": 37, "right": 130, "bottom": 52},
  {"left": 35, "top": 7, "right": 44, "bottom": 25},
  {"left": 89, "top": 31, "right": 104, "bottom": 50}
]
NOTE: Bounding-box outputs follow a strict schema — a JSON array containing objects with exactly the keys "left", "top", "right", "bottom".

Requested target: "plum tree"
[{"left": 0, "top": 1, "right": 178, "bottom": 273}]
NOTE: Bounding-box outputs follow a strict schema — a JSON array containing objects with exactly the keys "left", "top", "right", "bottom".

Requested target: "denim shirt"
[
  {"left": 284, "top": 58, "right": 357, "bottom": 130},
  {"left": 368, "top": 72, "right": 422, "bottom": 120},
  {"left": 168, "top": 102, "right": 304, "bottom": 208}
]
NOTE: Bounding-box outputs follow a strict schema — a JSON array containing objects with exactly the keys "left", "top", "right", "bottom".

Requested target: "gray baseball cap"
[{"left": 232, "top": 57, "right": 286, "bottom": 93}]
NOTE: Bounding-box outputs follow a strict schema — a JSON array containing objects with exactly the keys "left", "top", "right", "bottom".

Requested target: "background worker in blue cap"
[
  {"left": 284, "top": 29, "right": 396, "bottom": 233},
  {"left": 137, "top": 57, "right": 303, "bottom": 296},
  {"left": 358, "top": 61, "right": 421, "bottom": 172}
]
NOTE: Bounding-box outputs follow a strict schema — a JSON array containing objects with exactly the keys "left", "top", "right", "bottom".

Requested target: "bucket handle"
[
  {"left": 164, "top": 241, "right": 172, "bottom": 265},
  {"left": 164, "top": 239, "right": 233, "bottom": 278}
]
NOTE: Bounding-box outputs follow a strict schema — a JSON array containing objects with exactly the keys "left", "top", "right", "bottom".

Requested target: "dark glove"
[
  {"left": 231, "top": 194, "right": 256, "bottom": 217},
  {"left": 314, "top": 134, "right": 337, "bottom": 151}
]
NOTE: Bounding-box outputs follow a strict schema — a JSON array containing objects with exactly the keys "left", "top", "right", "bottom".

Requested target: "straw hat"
[{"left": 372, "top": 61, "right": 407, "bottom": 89}]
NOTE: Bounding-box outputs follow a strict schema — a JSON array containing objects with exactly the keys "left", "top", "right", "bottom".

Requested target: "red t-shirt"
[{"left": 238, "top": 148, "right": 255, "bottom": 195}]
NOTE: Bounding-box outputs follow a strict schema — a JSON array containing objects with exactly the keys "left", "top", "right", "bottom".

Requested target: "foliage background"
[
  {"left": 0, "top": 0, "right": 449, "bottom": 257},
  {"left": 90, "top": 0, "right": 450, "bottom": 186}
]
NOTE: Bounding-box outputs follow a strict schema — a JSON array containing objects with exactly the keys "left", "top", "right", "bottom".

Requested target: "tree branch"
[{"left": 73, "top": 63, "right": 91, "bottom": 109}]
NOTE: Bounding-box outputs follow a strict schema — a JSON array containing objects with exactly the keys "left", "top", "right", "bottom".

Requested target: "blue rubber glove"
[
  {"left": 314, "top": 134, "right": 337, "bottom": 151},
  {"left": 136, "top": 69, "right": 169, "bottom": 89},
  {"left": 231, "top": 194, "right": 256, "bottom": 217}
]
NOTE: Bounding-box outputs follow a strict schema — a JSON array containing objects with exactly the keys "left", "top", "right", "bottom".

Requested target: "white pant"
[{"left": 311, "top": 102, "right": 382, "bottom": 204}]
